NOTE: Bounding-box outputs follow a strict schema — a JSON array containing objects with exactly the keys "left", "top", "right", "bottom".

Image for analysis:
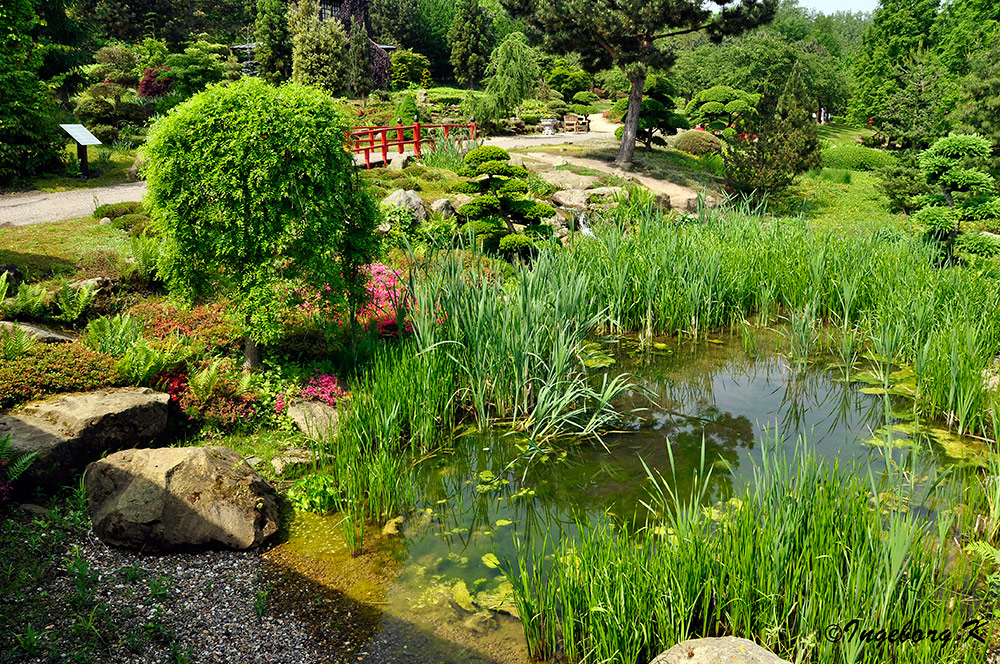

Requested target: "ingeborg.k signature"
[{"left": 824, "top": 618, "right": 989, "bottom": 646}]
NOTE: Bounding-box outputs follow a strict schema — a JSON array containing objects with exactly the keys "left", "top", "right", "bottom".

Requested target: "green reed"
[
  {"left": 546, "top": 201, "right": 1000, "bottom": 438},
  {"left": 500, "top": 438, "right": 992, "bottom": 664}
]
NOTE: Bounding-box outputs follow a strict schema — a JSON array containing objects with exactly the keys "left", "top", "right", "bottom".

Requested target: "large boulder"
[
  {"left": 85, "top": 446, "right": 280, "bottom": 552},
  {"left": 286, "top": 400, "right": 339, "bottom": 441},
  {"left": 382, "top": 189, "right": 427, "bottom": 223},
  {"left": 551, "top": 189, "right": 589, "bottom": 209},
  {"left": 540, "top": 170, "right": 599, "bottom": 191},
  {"left": 0, "top": 321, "right": 75, "bottom": 343},
  {"left": 649, "top": 637, "right": 790, "bottom": 664},
  {"left": 1, "top": 388, "right": 169, "bottom": 489},
  {"left": 388, "top": 153, "right": 414, "bottom": 171},
  {"left": 430, "top": 198, "right": 455, "bottom": 218}
]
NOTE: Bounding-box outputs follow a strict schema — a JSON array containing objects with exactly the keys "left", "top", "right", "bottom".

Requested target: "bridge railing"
[{"left": 346, "top": 118, "right": 477, "bottom": 169}]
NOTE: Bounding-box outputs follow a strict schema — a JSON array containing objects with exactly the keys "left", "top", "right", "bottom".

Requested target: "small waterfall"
[{"left": 575, "top": 210, "right": 595, "bottom": 237}]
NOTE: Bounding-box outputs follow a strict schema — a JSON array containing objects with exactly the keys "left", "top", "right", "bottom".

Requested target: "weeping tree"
[
  {"left": 502, "top": 0, "right": 777, "bottom": 166},
  {"left": 484, "top": 31, "right": 541, "bottom": 117},
  {"left": 144, "top": 79, "right": 380, "bottom": 370}
]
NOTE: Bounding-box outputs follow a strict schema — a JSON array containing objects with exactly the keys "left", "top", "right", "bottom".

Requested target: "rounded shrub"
[
  {"left": 498, "top": 233, "right": 535, "bottom": 259},
  {"left": 497, "top": 179, "right": 529, "bottom": 195},
  {"left": 953, "top": 232, "right": 1000, "bottom": 258},
  {"left": 572, "top": 91, "right": 600, "bottom": 104},
  {"left": 673, "top": 130, "right": 723, "bottom": 156},
  {"left": 464, "top": 145, "right": 511, "bottom": 167},
  {"left": 913, "top": 206, "right": 956, "bottom": 237},
  {"left": 457, "top": 194, "right": 501, "bottom": 220},
  {"left": 822, "top": 146, "right": 897, "bottom": 171},
  {"left": 448, "top": 180, "right": 482, "bottom": 195},
  {"left": 94, "top": 201, "right": 145, "bottom": 219},
  {"left": 506, "top": 199, "right": 556, "bottom": 223},
  {"left": 476, "top": 160, "right": 528, "bottom": 178}
]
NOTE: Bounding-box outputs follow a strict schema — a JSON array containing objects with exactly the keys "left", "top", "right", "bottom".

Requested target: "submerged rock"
[
  {"left": 85, "top": 446, "right": 280, "bottom": 552},
  {"left": 1, "top": 387, "right": 169, "bottom": 488},
  {"left": 649, "top": 637, "right": 790, "bottom": 664}
]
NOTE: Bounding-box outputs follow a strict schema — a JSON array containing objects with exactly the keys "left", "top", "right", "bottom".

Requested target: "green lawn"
[
  {"left": 23, "top": 144, "right": 138, "bottom": 194},
  {"left": 0, "top": 216, "right": 128, "bottom": 279},
  {"left": 816, "top": 123, "right": 875, "bottom": 149}
]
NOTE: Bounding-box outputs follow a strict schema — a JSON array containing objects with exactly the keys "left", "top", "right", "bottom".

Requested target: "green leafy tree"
[
  {"left": 775, "top": 60, "right": 820, "bottom": 174},
  {"left": 391, "top": 49, "right": 433, "bottom": 88},
  {"left": 163, "top": 40, "right": 241, "bottom": 99},
  {"left": 484, "top": 32, "right": 539, "bottom": 117},
  {"left": 449, "top": 0, "right": 494, "bottom": 89},
  {"left": 347, "top": 19, "right": 374, "bottom": 99},
  {"left": 0, "top": 0, "right": 60, "bottom": 184},
  {"left": 413, "top": 0, "right": 457, "bottom": 78},
  {"left": 611, "top": 74, "right": 687, "bottom": 149},
  {"left": 255, "top": 0, "right": 293, "bottom": 83},
  {"left": 685, "top": 85, "right": 760, "bottom": 136},
  {"left": 143, "top": 78, "right": 380, "bottom": 370},
  {"left": 848, "top": 0, "right": 938, "bottom": 126},
  {"left": 875, "top": 50, "right": 959, "bottom": 149},
  {"left": 503, "top": 0, "right": 776, "bottom": 166},
  {"left": 289, "top": 0, "right": 348, "bottom": 93},
  {"left": 545, "top": 59, "right": 590, "bottom": 98},
  {"left": 951, "top": 45, "right": 1000, "bottom": 165}
]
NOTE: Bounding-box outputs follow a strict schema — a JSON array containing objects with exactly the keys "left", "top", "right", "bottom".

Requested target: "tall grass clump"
[
  {"left": 502, "top": 439, "right": 992, "bottom": 664},
  {"left": 551, "top": 199, "right": 1000, "bottom": 437}
]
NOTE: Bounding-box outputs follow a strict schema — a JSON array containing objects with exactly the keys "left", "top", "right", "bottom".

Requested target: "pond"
[{"left": 260, "top": 333, "right": 988, "bottom": 664}]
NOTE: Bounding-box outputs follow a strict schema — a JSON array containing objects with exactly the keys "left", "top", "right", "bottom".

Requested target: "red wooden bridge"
[{"left": 347, "top": 119, "right": 477, "bottom": 169}]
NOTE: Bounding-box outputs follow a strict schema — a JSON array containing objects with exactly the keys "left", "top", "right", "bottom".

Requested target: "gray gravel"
[
  {"left": 0, "top": 182, "right": 147, "bottom": 227},
  {"left": 19, "top": 530, "right": 321, "bottom": 664}
]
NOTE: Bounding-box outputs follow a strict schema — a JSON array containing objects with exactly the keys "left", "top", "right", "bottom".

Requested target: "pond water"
[{"left": 261, "top": 334, "right": 988, "bottom": 664}]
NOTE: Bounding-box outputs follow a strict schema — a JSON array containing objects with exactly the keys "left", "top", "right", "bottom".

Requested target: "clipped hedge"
[
  {"left": 822, "top": 146, "right": 897, "bottom": 171},
  {"left": 464, "top": 145, "right": 510, "bottom": 167},
  {"left": 673, "top": 130, "right": 723, "bottom": 156}
]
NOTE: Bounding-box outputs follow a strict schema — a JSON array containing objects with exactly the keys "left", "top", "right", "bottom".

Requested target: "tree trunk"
[
  {"left": 242, "top": 317, "right": 261, "bottom": 373},
  {"left": 614, "top": 71, "right": 647, "bottom": 168}
]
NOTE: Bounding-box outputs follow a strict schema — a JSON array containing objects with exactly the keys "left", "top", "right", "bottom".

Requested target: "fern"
[
  {"left": 0, "top": 271, "right": 9, "bottom": 303},
  {"left": 83, "top": 314, "right": 145, "bottom": 357},
  {"left": 129, "top": 234, "right": 163, "bottom": 283},
  {"left": 0, "top": 323, "right": 39, "bottom": 360},
  {"left": 53, "top": 284, "right": 97, "bottom": 323},
  {"left": 0, "top": 433, "right": 37, "bottom": 488},
  {"left": 4, "top": 283, "right": 47, "bottom": 319},
  {"left": 116, "top": 336, "right": 191, "bottom": 385}
]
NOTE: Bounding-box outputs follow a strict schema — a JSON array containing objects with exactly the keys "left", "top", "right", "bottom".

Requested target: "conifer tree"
[
  {"left": 449, "top": 0, "right": 494, "bottom": 89},
  {"left": 289, "top": 0, "right": 348, "bottom": 94},
  {"left": 255, "top": 0, "right": 293, "bottom": 83},
  {"left": 776, "top": 60, "right": 820, "bottom": 174},
  {"left": 501, "top": 0, "right": 776, "bottom": 166},
  {"left": 347, "top": 19, "right": 374, "bottom": 99}
]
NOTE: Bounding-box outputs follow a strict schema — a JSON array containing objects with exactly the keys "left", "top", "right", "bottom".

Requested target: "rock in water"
[
  {"left": 1, "top": 387, "right": 169, "bottom": 488},
  {"left": 649, "top": 637, "right": 790, "bottom": 664},
  {"left": 381, "top": 189, "right": 427, "bottom": 223},
  {"left": 85, "top": 446, "right": 280, "bottom": 552}
]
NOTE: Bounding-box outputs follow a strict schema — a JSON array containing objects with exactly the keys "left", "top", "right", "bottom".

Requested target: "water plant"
[{"left": 500, "top": 438, "right": 992, "bottom": 664}]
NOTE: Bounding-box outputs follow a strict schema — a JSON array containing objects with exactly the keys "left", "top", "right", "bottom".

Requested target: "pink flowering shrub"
[{"left": 300, "top": 374, "right": 347, "bottom": 407}]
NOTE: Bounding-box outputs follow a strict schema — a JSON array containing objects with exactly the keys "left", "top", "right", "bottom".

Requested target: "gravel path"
[
  {"left": 14, "top": 529, "right": 322, "bottom": 664},
  {"left": 0, "top": 182, "right": 147, "bottom": 227}
]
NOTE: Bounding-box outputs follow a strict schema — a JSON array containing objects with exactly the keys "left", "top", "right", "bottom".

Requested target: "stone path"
[{"left": 518, "top": 151, "right": 709, "bottom": 212}]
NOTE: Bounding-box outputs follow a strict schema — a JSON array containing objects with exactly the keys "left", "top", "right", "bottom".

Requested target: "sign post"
[{"left": 58, "top": 124, "right": 102, "bottom": 178}]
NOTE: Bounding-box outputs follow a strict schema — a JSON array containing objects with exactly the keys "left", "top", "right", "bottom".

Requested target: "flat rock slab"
[
  {"left": 2, "top": 387, "right": 169, "bottom": 490},
  {"left": 649, "top": 637, "right": 790, "bottom": 664},
  {"left": 0, "top": 320, "right": 75, "bottom": 343},
  {"left": 270, "top": 448, "right": 315, "bottom": 476},
  {"left": 551, "top": 189, "right": 589, "bottom": 209},
  {"left": 539, "top": 170, "right": 600, "bottom": 191},
  {"left": 85, "top": 446, "right": 280, "bottom": 552}
]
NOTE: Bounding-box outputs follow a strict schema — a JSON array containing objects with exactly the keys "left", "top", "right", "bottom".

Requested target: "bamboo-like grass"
[{"left": 501, "top": 438, "right": 994, "bottom": 664}]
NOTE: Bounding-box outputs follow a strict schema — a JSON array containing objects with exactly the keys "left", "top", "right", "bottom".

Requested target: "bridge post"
[
  {"left": 413, "top": 115, "right": 422, "bottom": 158},
  {"left": 397, "top": 118, "right": 404, "bottom": 154}
]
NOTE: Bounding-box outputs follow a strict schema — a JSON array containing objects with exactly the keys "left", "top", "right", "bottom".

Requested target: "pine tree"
[
  {"left": 500, "top": 0, "right": 776, "bottom": 166},
  {"left": 449, "top": 0, "right": 494, "bottom": 89},
  {"left": 347, "top": 19, "right": 374, "bottom": 99},
  {"left": 775, "top": 60, "right": 820, "bottom": 174},
  {"left": 370, "top": 0, "right": 418, "bottom": 46},
  {"left": 289, "top": 0, "right": 348, "bottom": 94},
  {"left": 255, "top": 0, "right": 292, "bottom": 83}
]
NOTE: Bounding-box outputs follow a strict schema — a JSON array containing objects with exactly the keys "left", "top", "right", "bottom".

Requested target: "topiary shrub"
[
  {"left": 464, "top": 145, "right": 511, "bottom": 167},
  {"left": 524, "top": 223, "right": 553, "bottom": 238},
  {"left": 878, "top": 164, "right": 933, "bottom": 214},
  {"left": 521, "top": 114, "right": 541, "bottom": 126},
  {"left": 953, "top": 232, "right": 1000, "bottom": 258},
  {"left": 498, "top": 233, "right": 535, "bottom": 260},
  {"left": 449, "top": 180, "right": 482, "bottom": 194},
  {"left": 957, "top": 196, "right": 1000, "bottom": 222},
  {"left": 496, "top": 179, "right": 529, "bottom": 194},
  {"left": 913, "top": 206, "right": 957, "bottom": 239},
  {"left": 457, "top": 194, "right": 501, "bottom": 219},
  {"left": 674, "top": 130, "right": 723, "bottom": 156},
  {"left": 89, "top": 125, "right": 119, "bottom": 144},
  {"left": 505, "top": 199, "right": 555, "bottom": 223},
  {"left": 822, "top": 146, "right": 897, "bottom": 171},
  {"left": 572, "top": 91, "right": 600, "bottom": 104},
  {"left": 475, "top": 160, "right": 528, "bottom": 178},
  {"left": 94, "top": 201, "right": 145, "bottom": 219}
]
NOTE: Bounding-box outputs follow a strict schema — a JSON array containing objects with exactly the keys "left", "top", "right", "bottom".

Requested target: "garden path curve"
[{"left": 0, "top": 181, "right": 147, "bottom": 227}]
